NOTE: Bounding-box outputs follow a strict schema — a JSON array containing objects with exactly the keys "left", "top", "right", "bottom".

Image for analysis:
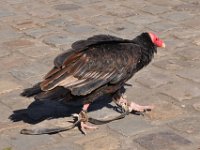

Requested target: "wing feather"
[
  {"left": 40, "top": 39, "right": 142, "bottom": 96},
  {"left": 71, "top": 34, "right": 131, "bottom": 50}
]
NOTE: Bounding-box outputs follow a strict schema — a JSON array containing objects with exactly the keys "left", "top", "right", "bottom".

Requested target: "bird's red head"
[{"left": 148, "top": 32, "right": 165, "bottom": 48}]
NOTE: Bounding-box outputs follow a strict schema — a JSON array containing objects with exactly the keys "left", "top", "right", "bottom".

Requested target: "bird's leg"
[
  {"left": 115, "top": 95, "right": 154, "bottom": 113},
  {"left": 77, "top": 103, "right": 97, "bottom": 134}
]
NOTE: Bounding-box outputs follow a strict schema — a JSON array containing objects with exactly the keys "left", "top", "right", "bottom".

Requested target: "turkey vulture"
[{"left": 21, "top": 32, "right": 165, "bottom": 134}]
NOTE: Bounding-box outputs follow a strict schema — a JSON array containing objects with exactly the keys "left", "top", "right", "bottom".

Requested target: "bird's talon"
[
  {"left": 80, "top": 121, "right": 97, "bottom": 135},
  {"left": 129, "top": 102, "right": 154, "bottom": 113},
  {"left": 122, "top": 94, "right": 127, "bottom": 99},
  {"left": 115, "top": 97, "right": 154, "bottom": 114},
  {"left": 72, "top": 113, "right": 79, "bottom": 118},
  {"left": 76, "top": 110, "right": 97, "bottom": 134},
  {"left": 137, "top": 111, "right": 145, "bottom": 116}
]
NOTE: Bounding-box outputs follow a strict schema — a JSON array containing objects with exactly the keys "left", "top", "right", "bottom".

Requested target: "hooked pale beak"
[{"left": 161, "top": 43, "right": 166, "bottom": 48}]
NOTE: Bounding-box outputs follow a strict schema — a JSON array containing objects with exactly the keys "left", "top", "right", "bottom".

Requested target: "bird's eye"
[{"left": 155, "top": 38, "right": 158, "bottom": 41}]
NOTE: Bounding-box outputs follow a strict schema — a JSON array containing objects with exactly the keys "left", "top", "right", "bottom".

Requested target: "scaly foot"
[
  {"left": 128, "top": 101, "right": 154, "bottom": 112},
  {"left": 73, "top": 110, "right": 98, "bottom": 134},
  {"left": 115, "top": 95, "right": 154, "bottom": 113}
]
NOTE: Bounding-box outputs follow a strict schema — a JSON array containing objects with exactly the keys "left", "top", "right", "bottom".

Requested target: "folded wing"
[{"left": 40, "top": 35, "right": 141, "bottom": 96}]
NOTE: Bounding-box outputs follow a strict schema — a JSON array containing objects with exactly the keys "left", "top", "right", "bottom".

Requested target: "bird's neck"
[{"left": 132, "top": 33, "right": 157, "bottom": 71}]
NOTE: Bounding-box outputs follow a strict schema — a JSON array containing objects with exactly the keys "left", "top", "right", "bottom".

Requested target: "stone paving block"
[
  {"left": 161, "top": 11, "right": 194, "bottom": 22},
  {"left": 176, "top": 67, "right": 200, "bottom": 83},
  {"left": 159, "top": 79, "right": 200, "bottom": 101},
  {"left": 147, "top": 21, "right": 178, "bottom": 32},
  {"left": 120, "top": 0, "right": 147, "bottom": 8},
  {"left": 6, "top": 3, "right": 27, "bottom": 15},
  {"left": 65, "top": 24, "right": 97, "bottom": 34},
  {"left": 87, "top": 15, "right": 118, "bottom": 26},
  {"left": 125, "top": 83, "right": 184, "bottom": 121},
  {"left": 107, "top": 6, "right": 137, "bottom": 18},
  {"left": 127, "top": 14, "right": 160, "bottom": 26},
  {"left": 148, "top": 36, "right": 183, "bottom": 58},
  {"left": 68, "top": 7, "right": 102, "bottom": 20},
  {"left": 193, "top": 101, "right": 200, "bottom": 112},
  {"left": 46, "top": 18, "right": 78, "bottom": 28},
  {"left": 54, "top": 4, "right": 82, "bottom": 11},
  {"left": 73, "top": 128, "right": 108, "bottom": 144},
  {"left": 40, "top": 142, "right": 83, "bottom": 150},
  {"left": 73, "top": 128, "right": 120, "bottom": 150},
  {"left": 18, "top": 45, "right": 60, "bottom": 58},
  {"left": 0, "top": 142, "right": 11, "bottom": 150},
  {"left": 119, "top": 138, "right": 147, "bottom": 150},
  {"left": 0, "top": 28, "right": 23, "bottom": 42},
  {"left": 152, "top": 44, "right": 175, "bottom": 59},
  {"left": 0, "top": 79, "right": 21, "bottom": 95},
  {"left": 84, "top": 1, "right": 118, "bottom": 12},
  {"left": 173, "top": 2, "right": 200, "bottom": 14},
  {"left": 0, "top": 129, "right": 57, "bottom": 150},
  {"left": 10, "top": 60, "right": 50, "bottom": 84},
  {"left": 0, "top": 122, "right": 25, "bottom": 133},
  {"left": 36, "top": 55, "right": 57, "bottom": 68},
  {"left": 106, "top": 22, "right": 142, "bottom": 38},
  {"left": 28, "top": 8, "right": 58, "bottom": 19},
  {"left": 1, "top": 12, "right": 30, "bottom": 23},
  {"left": 0, "top": 46, "right": 11, "bottom": 58},
  {"left": 135, "top": 67, "right": 173, "bottom": 89},
  {"left": 24, "top": 28, "right": 55, "bottom": 39},
  {"left": 0, "top": 103, "right": 12, "bottom": 122},
  {"left": 193, "top": 37, "right": 200, "bottom": 46},
  {"left": 72, "top": 0, "right": 101, "bottom": 5},
  {"left": 81, "top": 134, "right": 120, "bottom": 150},
  {"left": 168, "top": 117, "right": 200, "bottom": 135},
  {"left": 4, "top": 0, "right": 26, "bottom": 4},
  {"left": 3, "top": 39, "right": 35, "bottom": 49},
  {"left": 161, "top": 36, "right": 185, "bottom": 50},
  {"left": 0, "top": 53, "right": 29, "bottom": 72},
  {"left": 135, "top": 131, "right": 192, "bottom": 150},
  {"left": 146, "top": 101, "right": 184, "bottom": 122},
  {"left": 0, "top": 9, "right": 14, "bottom": 18},
  {"left": 151, "top": 48, "right": 168, "bottom": 58},
  {"left": 145, "top": 0, "right": 181, "bottom": 7},
  {"left": 171, "top": 27, "right": 200, "bottom": 39},
  {"left": 0, "top": 74, "right": 22, "bottom": 95},
  {"left": 0, "top": 131, "right": 13, "bottom": 150},
  {"left": 43, "top": 34, "right": 79, "bottom": 48},
  {"left": 181, "top": 16, "right": 200, "bottom": 29},
  {"left": 124, "top": 80, "right": 152, "bottom": 98},
  {"left": 153, "top": 57, "right": 188, "bottom": 71},
  {"left": 0, "top": 90, "right": 33, "bottom": 110},
  {"left": 142, "top": 4, "right": 170, "bottom": 15},
  {"left": 11, "top": 20, "right": 43, "bottom": 31},
  {"left": 108, "top": 115, "right": 154, "bottom": 136},
  {"left": 180, "top": 0, "right": 199, "bottom": 4}
]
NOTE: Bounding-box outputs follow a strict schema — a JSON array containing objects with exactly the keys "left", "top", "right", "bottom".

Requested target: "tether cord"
[{"left": 20, "top": 109, "right": 129, "bottom": 135}]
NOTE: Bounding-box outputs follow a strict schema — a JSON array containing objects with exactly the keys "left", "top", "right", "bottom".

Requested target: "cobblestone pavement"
[{"left": 0, "top": 0, "right": 200, "bottom": 150}]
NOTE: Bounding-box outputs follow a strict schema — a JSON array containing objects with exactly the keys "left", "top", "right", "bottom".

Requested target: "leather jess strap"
[{"left": 20, "top": 109, "right": 129, "bottom": 135}]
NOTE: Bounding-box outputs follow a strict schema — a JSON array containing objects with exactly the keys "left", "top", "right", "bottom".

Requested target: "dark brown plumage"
[
  {"left": 21, "top": 32, "right": 165, "bottom": 134},
  {"left": 22, "top": 34, "right": 148, "bottom": 101}
]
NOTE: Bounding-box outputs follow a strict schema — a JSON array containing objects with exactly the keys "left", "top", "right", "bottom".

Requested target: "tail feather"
[
  {"left": 21, "top": 83, "right": 42, "bottom": 97},
  {"left": 34, "top": 86, "right": 70, "bottom": 101},
  {"left": 21, "top": 83, "right": 72, "bottom": 102}
]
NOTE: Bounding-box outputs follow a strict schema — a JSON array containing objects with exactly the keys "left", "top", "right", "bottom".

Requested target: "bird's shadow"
[{"left": 9, "top": 95, "right": 118, "bottom": 124}]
